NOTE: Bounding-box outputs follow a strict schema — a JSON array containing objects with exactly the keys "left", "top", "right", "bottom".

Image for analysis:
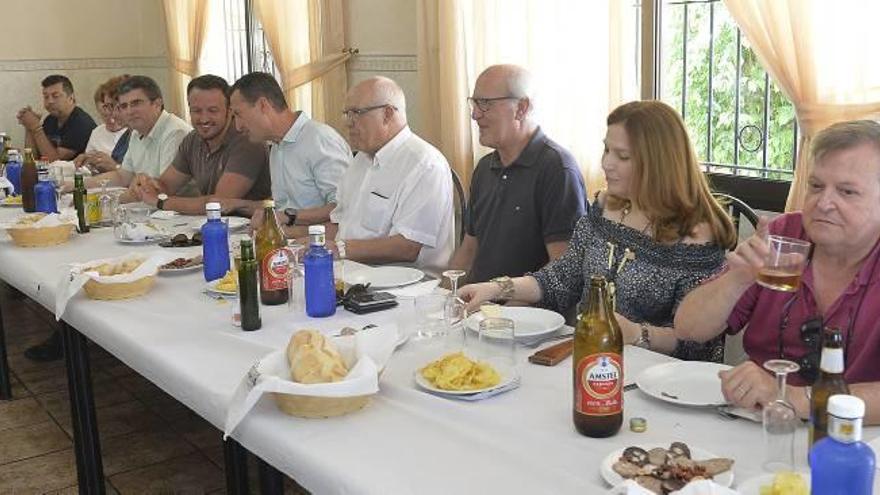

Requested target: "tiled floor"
[{"left": 0, "top": 284, "right": 308, "bottom": 494}]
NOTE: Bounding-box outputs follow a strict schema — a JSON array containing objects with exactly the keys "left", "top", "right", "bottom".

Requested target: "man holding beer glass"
[{"left": 676, "top": 120, "right": 880, "bottom": 425}]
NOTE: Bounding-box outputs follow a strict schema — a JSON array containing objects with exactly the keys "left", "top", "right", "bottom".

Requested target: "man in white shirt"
[
  {"left": 229, "top": 72, "right": 349, "bottom": 226},
  {"left": 328, "top": 76, "right": 454, "bottom": 272},
  {"left": 87, "top": 75, "right": 191, "bottom": 192}
]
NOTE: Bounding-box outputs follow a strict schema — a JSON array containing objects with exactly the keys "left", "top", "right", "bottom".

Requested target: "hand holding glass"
[{"left": 756, "top": 235, "right": 811, "bottom": 292}]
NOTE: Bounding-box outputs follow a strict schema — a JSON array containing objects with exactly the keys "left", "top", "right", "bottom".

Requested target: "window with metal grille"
[{"left": 201, "top": 0, "right": 280, "bottom": 86}]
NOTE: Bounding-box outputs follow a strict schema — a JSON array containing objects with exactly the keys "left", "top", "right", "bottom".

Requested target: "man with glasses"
[
  {"left": 16, "top": 74, "right": 96, "bottom": 161},
  {"left": 676, "top": 120, "right": 880, "bottom": 425},
  {"left": 323, "top": 76, "right": 453, "bottom": 272},
  {"left": 449, "top": 64, "right": 587, "bottom": 284},
  {"left": 230, "top": 72, "right": 349, "bottom": 226},
  {"left": 86, "top": 75, "right": 191, "bottom": 191}
]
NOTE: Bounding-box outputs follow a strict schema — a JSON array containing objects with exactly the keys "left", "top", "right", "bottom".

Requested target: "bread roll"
[{"left": 286, "top": 330, "right": 348, "bottom": 384}]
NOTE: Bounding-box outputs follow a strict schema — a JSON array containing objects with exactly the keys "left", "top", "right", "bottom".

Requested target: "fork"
[{"left": 521, "top": 331, "right": 575, "bottom": 348}]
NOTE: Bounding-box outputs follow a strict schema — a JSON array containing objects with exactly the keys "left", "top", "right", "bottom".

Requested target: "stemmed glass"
[
  {"left": 762, "top": 359, "right": 801, "bottom": 472},
  {"left": 336, "top": 240, "right": 347, "bottom": 298},
  {"left": 442, "top": 269, "right": 466, "bottom": 298}
]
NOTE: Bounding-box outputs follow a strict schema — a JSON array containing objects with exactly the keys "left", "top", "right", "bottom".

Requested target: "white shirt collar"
[{"left": 372, "top": 126, "right": 412, "bottom": 168}]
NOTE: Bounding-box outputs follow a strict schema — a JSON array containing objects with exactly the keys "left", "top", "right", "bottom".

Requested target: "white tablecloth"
[{"left": 0, "top": 209, "right": 877, "bottom": 494}]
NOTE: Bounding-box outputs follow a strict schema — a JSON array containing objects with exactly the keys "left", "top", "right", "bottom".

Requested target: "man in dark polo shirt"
[
  {"left": 16, "top": 74, "right": 96, "bottom": 161},
  {"left": 133, "top": 75, "right": 271, "bottom": 215},
  {"left": 449, "top": 64, "right": 587, "bottom": 284}
]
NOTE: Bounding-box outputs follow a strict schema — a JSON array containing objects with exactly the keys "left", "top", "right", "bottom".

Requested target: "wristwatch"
[
  {"left": 633, "top": 322, "right": 651, "bottom": 349},
  {"left": 283, "top": 208, "right": 298, "bottom": 227},
  {"left": 156, "top": 193, "right": 168, "bottom": 211},
  {"left": 490, "top": 276, "right": 515, "bottom": 302}
]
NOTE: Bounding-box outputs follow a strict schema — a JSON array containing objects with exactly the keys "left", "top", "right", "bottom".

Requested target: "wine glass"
[
  {"left": 335, "top": 240, "right": 347, "bottom": 298},
  {"left": 442, "top": 269, "right": 466, "bottom": 297},
  {"left": 762, "top": 359, "right": 801, "bottom": 472}
]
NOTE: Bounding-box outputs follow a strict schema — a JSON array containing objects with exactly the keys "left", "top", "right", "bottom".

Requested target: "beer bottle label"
[
  {"left": 575, "top": 352, "right": 623, "bottom": 416},
  {"left": 261, "top": 248, "right": 290, "bottom": 290}
]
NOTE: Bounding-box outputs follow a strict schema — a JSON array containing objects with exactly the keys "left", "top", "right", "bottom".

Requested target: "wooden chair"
[{"left": 451, "top": 168, "right": 467, "bottom": 247}]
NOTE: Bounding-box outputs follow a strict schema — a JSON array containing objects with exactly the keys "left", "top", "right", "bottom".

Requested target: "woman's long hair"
[{"left": 605, "top": 100, "right": 736, "bottom": 249}]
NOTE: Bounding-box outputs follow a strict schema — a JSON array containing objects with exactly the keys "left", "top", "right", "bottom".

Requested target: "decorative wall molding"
[
  {"left": 349, "top": 54, "right": 417, "bottom": 73},
  {"left": 0, "top": 56, "right": 168, "bottom": 72}
]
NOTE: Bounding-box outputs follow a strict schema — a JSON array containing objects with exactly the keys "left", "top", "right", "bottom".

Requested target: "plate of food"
[
  {"left": 206, "top": 269, "right": 237, "bottom": 295},
  {"left": 1, "top": 196, "right": 22, "bottom": 207},
  {"left": 737, "top": 471, "right": 809, "bottom": 495},
  {"left": 115, "top": 223, "right": 169, "bottom": 244},
  {"left": 160, "top": 232, "right": 203, "bottom": 248},
  {"left": 159, "top": 255, "right": 203, "bottom": 274},
  {"left": 635, "top": 361, "right": 732, "bottom": 407},
  {"left": 463, "top": 306, "right": 565, "bottom": 341},
  {"left": 414, "top": 352, "right": 516, "bottom": 395},
  {"left": 601, "top": 442, "right": 734, "bottom": 493},
  {"left": 190, "top": 216, "right": 249, "bottom": 232}
]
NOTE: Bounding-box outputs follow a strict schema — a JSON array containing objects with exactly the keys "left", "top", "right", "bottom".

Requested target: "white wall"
[
  {"left": 0, "top": 0, "right": 170, "bottom": 148},
  {"left": 344, "top": 0, "right": 421, "bottom": 132}
]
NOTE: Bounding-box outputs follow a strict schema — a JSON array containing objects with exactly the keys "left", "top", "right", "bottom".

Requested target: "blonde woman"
[{"left": 459, "top": 100, "right": 736, "bottom": 361}]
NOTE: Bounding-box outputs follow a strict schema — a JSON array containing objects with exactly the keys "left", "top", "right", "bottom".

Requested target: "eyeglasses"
[
  {"left": 466, "top": 96, "right": 520, "bottom": 113},
  {"left": 341, "top": 104, "right": 396, "bottom": 120},
  {"left": 117, "top": 98, "right": 151, "bottom": 111}
]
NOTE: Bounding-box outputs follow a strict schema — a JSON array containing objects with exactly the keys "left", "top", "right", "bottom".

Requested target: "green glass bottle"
[
  {"left": 73, "top": 170, "right": 89, "bottom": 233},
  {"left": 238, "top": 237, "right": 262, "bottom": 331}
]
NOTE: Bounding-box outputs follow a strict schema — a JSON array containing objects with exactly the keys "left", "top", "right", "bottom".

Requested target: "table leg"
[
  {"left": 0, "top": 288, "right": 12, "bottom": 400},
  {"left": 258, "top": 455, "right": 285, "bottom": 494},
  {"left": 224, "top": 438, "right": 250, "bottom": 495},
  {"left": 61, "top": 322, "right": 105, "bottom": 494}
]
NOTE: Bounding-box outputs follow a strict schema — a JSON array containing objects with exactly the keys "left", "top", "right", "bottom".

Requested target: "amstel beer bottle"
[
  {"left": 573, "top": 275, "right": 623, "bottom": 437},
  {"left": 255, "top": 199, "right": 289, "bottom": 305}
]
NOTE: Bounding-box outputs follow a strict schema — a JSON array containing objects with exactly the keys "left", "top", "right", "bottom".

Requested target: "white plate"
[
  {"left": 636, "top": 361, "right": 731, "bottom": 407},
  {"left": 414, "top": 359, "right": 517, "bottom": 396},
  {"left": 600, "top": 444, "right": 734, "bottom": 488},
  {"left": 206, "top": 279, "right": 236, "bottom": 295},
  {"left": 736, "top": 472, "right": 810, "bottom": 494},
  {"left": 0, "top": 199, "right": 21, "bottom": 207},
  {"left": 464, "top": 306, "right": 565, "bottom": 340},
  {"left": 159, "top": 262, "right": 203, "bottom": 274},
  {"left": 191, "top": 217, "right": 249, "bottom": 232},
  {"left": 343, "top": 266, "right": 424, "bottom": 289}
]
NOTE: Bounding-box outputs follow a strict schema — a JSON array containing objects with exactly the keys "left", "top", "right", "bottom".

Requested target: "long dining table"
[{"left": 0, "top": 207, "right": 878, "bottom": 494}]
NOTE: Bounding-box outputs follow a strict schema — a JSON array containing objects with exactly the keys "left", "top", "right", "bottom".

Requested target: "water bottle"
[
  {"left": 34, "top": 165, "right": 57, "bottom": 213},
  {"left": 303, "top": 225, "right": 336, "bottom": 317},
  {"left": 201, "top": 202, "right": 230, "bottom": 282},
  {"left": 5, "top": 150, "right": 21, "bottom": 195},
  {"left": 809, "top": 394, "right": 875, "bottom": 495}
]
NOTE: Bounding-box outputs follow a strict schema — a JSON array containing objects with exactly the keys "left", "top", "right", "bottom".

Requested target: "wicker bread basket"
[
  {"left": 83, "top": 275, "right": 156, "bottom": 300},
  {"left": 6, "top": 223, "right": 75, "bottom": 247},
  {"left": 272, "top": 392, "right": 371, "bottom": 419}
]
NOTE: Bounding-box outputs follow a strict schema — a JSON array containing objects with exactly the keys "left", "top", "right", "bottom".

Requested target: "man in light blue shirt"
[{"left": 229, "top": 72, "right": 349, "bottom": 230}]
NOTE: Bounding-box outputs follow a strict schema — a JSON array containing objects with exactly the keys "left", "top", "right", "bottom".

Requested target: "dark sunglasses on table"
[{"left": 778, "top": 294, "right": 852, "bottom": 384}]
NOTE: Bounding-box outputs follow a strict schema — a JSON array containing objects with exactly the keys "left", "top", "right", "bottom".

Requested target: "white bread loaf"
[{"left": 286, "top": 330, "right": 348, "bottom": 384}]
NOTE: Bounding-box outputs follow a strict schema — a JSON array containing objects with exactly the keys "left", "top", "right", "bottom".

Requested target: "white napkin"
[
  {"left": 150, "top": 210, "right": 177, "bottom": 220},
  {"left": 1, "top": 210, "right": 78, "bottom": 229},
  {"left": 609, "top": 479, "right": 738, "bottom": 495},
  {"left": 0, "top": 177, "right": 12, "bottom": 197},
  {"left": 119, "top": 222, "right": 166, "bottom": 241},
  {"left": 54, "top": 251, "right": 176, "bottom": 320},
  {"left": 384, "top": 279, "right": 441, "bottom": 298},
  {"left": 224, "top": 325, "right": 398, "bottom": 437}
]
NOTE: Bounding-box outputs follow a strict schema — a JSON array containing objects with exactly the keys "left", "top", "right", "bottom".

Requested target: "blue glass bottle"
[
  {"left": 34, "top": 166, "right": 57, "bottom": 213},
  {"left": 5, "top": 150, "right": 21, "bottom": 195},
  {"left": 303, "top": 225, "right": 336, "bottom": 317},
  {"left": 809, "top": 394, "right": 875, "bottom": 495},
  {"left": 201, "top": 202, "right": 230, "bottom": 282}
]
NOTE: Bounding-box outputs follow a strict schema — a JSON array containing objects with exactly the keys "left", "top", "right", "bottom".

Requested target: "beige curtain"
[
  {"left": 253, "top": 0, "right": 351, "bottom": 133},
  {"left": 161, "top": 0, "right": 210, "bottom": 119},
  {"left": 416, "top": 0, "right": 636, "bottom": 192},
  {"left": 725, "top": 0, "right": 880, "bottom": 211}
]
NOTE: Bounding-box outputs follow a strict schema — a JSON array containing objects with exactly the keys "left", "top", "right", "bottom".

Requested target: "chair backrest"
[
  {"left": 450, "top": 168, "right": 467, "bottom": 246},
  {"left": 713, "top": 192, "right": 759, "bottom": 246}
]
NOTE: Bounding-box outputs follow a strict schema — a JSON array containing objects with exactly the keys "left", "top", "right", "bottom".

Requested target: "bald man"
[
  {"left": 325, "top": 76, "right": 454, "bottom": 272},
  {"left": 449, "top": 64, "right": 586, "bottom": 284}
]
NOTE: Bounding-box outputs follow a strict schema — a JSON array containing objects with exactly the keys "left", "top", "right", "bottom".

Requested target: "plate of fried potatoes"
[
  {"left": 206, "top": 269, "right": 237, "bottom": 295},
  {"left": 415, "top": 352, "right": 516, "bottom": 395}
]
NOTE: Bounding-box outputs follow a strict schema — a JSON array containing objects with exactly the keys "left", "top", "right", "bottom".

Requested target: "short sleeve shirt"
[
  {"left": 121, "top": 110, "right": 192, "bottom": 177},
  {"left": 330, "top": 126, "right": 454, "bottom": 272},
  {"left": 268, "top": 112, "right": 350, "bottom": 210},
  {"left": 725, "top": 212, "right": 880, "bottom": 386},
  {"left": 171, "top": 127, "right": 271, "bottom": 200},
  {"left": 465, "top": 127, "right": 587, "bottom": 283},
  {"left": 85, "top": 124, "right": 127, "bottom": 155},
  {"left": 42, "top": 106, "right": 96, "bottom": 155}
]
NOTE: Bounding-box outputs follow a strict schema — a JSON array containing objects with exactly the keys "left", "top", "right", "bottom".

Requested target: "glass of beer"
[{"left": 756, "top": 235, "right": 811, "bottom": 292}]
